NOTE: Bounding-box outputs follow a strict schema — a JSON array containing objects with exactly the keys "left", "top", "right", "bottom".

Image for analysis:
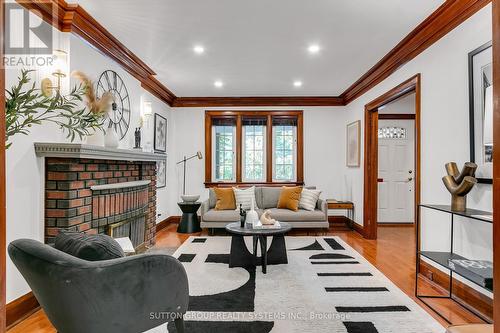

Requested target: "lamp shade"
[{"left": 143, "top": 101, "right": 152, "bottom": 116}]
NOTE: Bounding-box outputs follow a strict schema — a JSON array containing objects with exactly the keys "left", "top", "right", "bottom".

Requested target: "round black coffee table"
[
  {"left": 225, "top": 222, "right": 292, "bottom": 274},
  {"left": 177, "top": 202, "right": 202, "bottom": 233}
]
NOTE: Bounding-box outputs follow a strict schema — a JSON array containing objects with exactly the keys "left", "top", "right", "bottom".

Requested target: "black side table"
[{"left": 177, "top": 202, "right": 202, "bottom": 233}]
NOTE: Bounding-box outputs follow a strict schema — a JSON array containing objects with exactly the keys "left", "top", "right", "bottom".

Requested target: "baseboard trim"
[
  {"left": 418, "top": 261, "right": 493, "bottom": 321},
  {"left": 156, "top": 216, "right": 181, "bottom": 232},
  {"left": 6, "top": 292, "right": 40, "bottom": 329},
  {"left": 328, "top": 216, "right": 349, "bottom": 224},
  {"left": 378, "top": 223, "right": 414, "bottom": 227}
]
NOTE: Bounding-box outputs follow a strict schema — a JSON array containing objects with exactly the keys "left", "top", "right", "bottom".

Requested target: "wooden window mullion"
[
  {"left": 266, "top": 115, "right": 273, "bottom": 183},
  {"left": 236, "top": 115, "right": 242, "bottom": 183}
]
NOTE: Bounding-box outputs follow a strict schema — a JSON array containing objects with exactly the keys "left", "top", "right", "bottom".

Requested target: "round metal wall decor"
[{"left": 96, "top": 70, "right": 131, "bottom": 140}]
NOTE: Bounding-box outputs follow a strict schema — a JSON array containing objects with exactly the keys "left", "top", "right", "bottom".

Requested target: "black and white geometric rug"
[{"left": 157, "top": 236, "right": 444, "bottom": 333}]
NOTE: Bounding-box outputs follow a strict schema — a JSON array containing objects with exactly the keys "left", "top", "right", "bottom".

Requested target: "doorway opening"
[
  {"left": 363, "top": 74, "right": 421, "bottom": 239},
  {"left": 378, "top": 94, "right": 416, "bottom": 225}
]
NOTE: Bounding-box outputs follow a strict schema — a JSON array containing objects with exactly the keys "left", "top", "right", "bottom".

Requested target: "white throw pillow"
[
  {"left": 299, "top": 188, "right": 322, "bottom": 211},
  {"left": 233, "top": 186, "right": 258, "bottom": 210}
]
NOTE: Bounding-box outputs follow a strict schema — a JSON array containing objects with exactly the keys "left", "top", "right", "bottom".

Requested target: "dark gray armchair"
[{"left": 9, "top": 239, "right": 189, "bottom": 333}]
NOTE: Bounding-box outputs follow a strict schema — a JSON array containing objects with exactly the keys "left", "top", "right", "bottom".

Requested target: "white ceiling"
[{"left": 75, "top": 0, "right": 444, "bottom": 97}]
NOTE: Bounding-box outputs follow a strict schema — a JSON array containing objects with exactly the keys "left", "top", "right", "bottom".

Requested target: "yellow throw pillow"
[
  {"left": 277, "top": 186, "right": 303, "bottom": 211},
  {"left": 214, "top": 188, "right": 236, "bottom": 210}
]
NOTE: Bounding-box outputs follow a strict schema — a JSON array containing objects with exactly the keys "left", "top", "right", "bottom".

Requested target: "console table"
[{"left": 416, "top": 204, "right": 493, "bottom": 324}]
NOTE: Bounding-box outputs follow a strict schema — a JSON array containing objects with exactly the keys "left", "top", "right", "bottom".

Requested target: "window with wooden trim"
[{"left": 205, "top": 111, "right": 303, "bottom": 186}]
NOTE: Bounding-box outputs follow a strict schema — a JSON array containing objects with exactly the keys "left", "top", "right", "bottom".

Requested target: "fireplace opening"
[{"left": 91, "top": 180, "right": 150, "bottom": 251}]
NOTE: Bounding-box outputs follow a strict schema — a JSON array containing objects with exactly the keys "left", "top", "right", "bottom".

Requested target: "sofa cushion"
[
  {"left": 261, "top": 187, "right": 282, "bottom": 209},
  {"left": 208, "top": 188, "right": 217, "bottom": 209},
  {"left": 267, "top": 208, "right": 326, "bottom": 222},
  {"left": 214, "top": 187, "right": 236, "bottom": 210},
  {"left": 277, "top": 186, "right": 302, "bottom": 211},
  {"left": 55, "top": 231, "right": 125, "bottom": 261},
  {"left": 233, "top": 186, "right": 259, "bottom": 210},
  {"left": 202, "top": 209, "right": 241, "bottom": 222},
  {"left": 299, "top": 188, "right": 322, "bottom": 211}
]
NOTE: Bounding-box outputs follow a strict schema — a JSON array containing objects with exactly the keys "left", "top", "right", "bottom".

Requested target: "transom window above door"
[{"left": 205, "top": 111, "right": 303, "bottom": 187}]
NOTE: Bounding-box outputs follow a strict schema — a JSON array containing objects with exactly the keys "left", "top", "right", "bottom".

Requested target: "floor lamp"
[{"left": 177, "top": 151, "right": 203, "bottom": 200}]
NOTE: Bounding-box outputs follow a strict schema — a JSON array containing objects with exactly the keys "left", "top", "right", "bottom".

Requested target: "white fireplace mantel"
[{"left": 34, "top": 142, "right": 167, "bottom": 162}]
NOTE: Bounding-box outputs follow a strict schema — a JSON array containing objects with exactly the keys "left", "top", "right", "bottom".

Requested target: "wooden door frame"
[
  {"left": 1, "top": 0, "right": 6, "bottom": 331},
  {"left": 363, "top": 74, "right": 421, "bottom": 239},
  {"left": 492, "top": 0, "right": 500, "bottom": 332}
]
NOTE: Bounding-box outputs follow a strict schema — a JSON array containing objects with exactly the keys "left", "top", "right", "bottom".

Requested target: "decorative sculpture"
[
  {"left": 442, "top": 162, "right": 478, "bottom": 212},
  {"left": 134, "top": 128, "right": 142, "bottom": 149},
  {"left": 260, "top": 210, "right": 277, "bottom": 225},
  {"left": 239, "top": 204, "right": 247, "bottom": 228}
]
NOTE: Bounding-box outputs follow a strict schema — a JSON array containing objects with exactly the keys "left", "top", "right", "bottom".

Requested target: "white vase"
[
  {"left": 246, "top": 198, "right": 261, "bottom": 228},
  {"left": 104, "top": 129, "right": 119, "bottom": 148},
  {"left": 85, "top": 131, "right": 105, "bottom": 146}
]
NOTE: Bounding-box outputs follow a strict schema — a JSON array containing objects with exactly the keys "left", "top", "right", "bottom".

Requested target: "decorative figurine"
[
  {"left": 134, "top": 127, "right": 142, "bottom": 149},
  {"left": 442, "top": 162, "right": 477, "bottom": 212},
  {"left": 239, "top": 204, "right": 247, "bottom": 228},
  {"left": 260, "top": 210, "right": 277, "bottom": 225}
]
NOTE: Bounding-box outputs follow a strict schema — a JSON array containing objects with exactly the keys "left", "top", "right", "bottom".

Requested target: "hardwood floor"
[{"left": 7, "top": 224, "right": 486, "bottom": 332}]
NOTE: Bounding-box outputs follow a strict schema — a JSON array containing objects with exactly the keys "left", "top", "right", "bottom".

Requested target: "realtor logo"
[{"left": 3, "top": 1, "right": 55, "bottom": 68}]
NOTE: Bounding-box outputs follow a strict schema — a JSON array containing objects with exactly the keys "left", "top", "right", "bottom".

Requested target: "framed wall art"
[
  {"left": 469, "top": 41, "right": 492, "bottom": 184},
  {"left": 346, "top": 120, "right": 361, "bottom": 167},
  {"left": 154, "top": 113, "right": 167, "bottom": 153}
]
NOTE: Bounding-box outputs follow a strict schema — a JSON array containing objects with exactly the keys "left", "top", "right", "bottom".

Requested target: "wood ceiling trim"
[
  {"left": 340, "top": 0, "right": 492, "bottom": 105},
  {"left": 172, "top": 96, "right": 345, "bottom": 107},
  {"left": 16, "top": 0, "right": 176, "bottom": 106}
]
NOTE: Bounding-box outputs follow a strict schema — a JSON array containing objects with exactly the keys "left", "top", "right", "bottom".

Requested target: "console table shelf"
[
  {"left": 420, "top": 251, "right": 492, "bottom": 292},
  {"left": 416, "top": 204, "right": 493, "bottom": 324}
]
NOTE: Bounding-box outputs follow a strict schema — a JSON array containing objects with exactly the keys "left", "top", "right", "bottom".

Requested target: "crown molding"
[
  {"left": 141, "top": 76, "right": 176, "bottom": 106},
  {"left": 16, "top": 0, "right": 176, "bottom": 106},
  {"left": 340, "top": 0, "right": 491, "bottom": 105},
  {"left": 173, "top": 96, "right": 345, "bottom": 107},
  {"left": 17, "top": 0, "right": 491, "bottom": 108}
]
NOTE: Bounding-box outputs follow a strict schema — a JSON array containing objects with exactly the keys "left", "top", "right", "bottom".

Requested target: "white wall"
[
  {"left": 379, "top": 93, "right": 416, "bottom": 114},
  {"left": 166, "top": 106, "right": 347, "bottom": 215},
  {"left": 6, "top": 12, "right": 172, "bottom": 302},
  {"left": 342, "top": 5, "right": 492, "bottom": 294}
]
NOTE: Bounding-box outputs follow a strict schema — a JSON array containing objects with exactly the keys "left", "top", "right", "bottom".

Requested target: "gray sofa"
[{"left": 201, "top": 186, "right": 328, "bottom": 229}]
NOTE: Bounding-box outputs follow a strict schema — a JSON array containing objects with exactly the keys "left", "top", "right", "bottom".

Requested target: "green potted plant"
[{"left": 5, "top": 69, "right": 111, "bottom": 149}]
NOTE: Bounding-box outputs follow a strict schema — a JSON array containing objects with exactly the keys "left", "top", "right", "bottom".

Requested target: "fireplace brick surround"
[{"left": 44, "top": 157, "right": 157, "bottom": 247}]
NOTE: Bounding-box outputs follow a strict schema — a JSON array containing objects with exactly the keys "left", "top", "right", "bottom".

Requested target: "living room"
[{"left": 0, "top": 0, "right": 499, "bottom": 332}]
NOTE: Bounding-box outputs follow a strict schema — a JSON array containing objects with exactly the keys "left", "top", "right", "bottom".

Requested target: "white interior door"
[{"left": 377, "top": 119, "right": 415, "bottom": 224}]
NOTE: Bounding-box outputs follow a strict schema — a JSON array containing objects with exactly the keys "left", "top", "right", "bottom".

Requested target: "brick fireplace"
[{"left": 35, "top": 143, "right": 166, "bottom": 249}]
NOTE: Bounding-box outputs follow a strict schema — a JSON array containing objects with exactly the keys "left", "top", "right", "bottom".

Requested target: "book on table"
[{"left": 448, "top": 259, "right": 493, "bottom": 290}]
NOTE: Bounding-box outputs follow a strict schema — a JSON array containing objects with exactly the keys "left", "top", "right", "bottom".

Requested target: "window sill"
[{"left": 204, "top": 181, "right": 304, "bottom": 188}]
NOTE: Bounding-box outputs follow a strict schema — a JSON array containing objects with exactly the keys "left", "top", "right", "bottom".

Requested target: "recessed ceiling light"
[
  {"left": 308, "top": 44, "right": 320, "bottom": 54},
  {"left": 293, "top": 80, "right": 303, "bottom": 87},
  {"left": 193, "top": 45, "right": 205, "bottom": 54},
  {"left": 214, "top": 80, "right": 223, "bottom": 88}
]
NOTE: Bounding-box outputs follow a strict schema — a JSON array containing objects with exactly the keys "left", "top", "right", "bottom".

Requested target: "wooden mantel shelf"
[{"left": 34, "top": 143, "right": 166, "bottom": 162}]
